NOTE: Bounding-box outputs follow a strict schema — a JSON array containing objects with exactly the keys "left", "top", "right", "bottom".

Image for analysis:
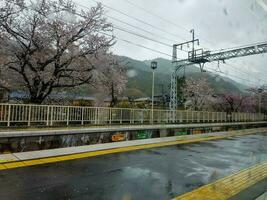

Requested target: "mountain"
[{"left": 119, "top": 56, "right": 248, "bottom": 98}]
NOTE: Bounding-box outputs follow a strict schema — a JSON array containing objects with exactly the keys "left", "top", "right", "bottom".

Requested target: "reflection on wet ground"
[{"left": 0, "top": 132, "right": 266, "bottom": 200}]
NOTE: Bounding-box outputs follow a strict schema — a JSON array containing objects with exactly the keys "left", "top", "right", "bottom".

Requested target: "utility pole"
[{"left": 170, "top": 29, "right": 200, "bottom": 121}]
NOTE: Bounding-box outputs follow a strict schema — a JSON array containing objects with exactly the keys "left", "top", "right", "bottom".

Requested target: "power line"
[
  {"left": 72, "top": 4, "right": 177, "bottom": 58},
  {"left": 108, "top": 15, "right": 177, "bottom": 44},
  {"left": 113, "top": 25, "right": 172, "bottom": 48},
  {"left": 205, "top": 65, "right": 261, "bottom": 87},
  {"left": 205, "top": 59, "right": 267, "bottom": 86},
  {"left": 87, "top": 0, "right": 186, "bottom": 41},
  {"left": 75, "top": 2, "right": 178, "bottom": 45},
  {"left": 122, "top": 0, "right": 216, "bottom": 47},
  {"left": 223, "top": 62, "right": 267, "bottom": 84},
  {"left": 205, "top": 67, "right": 258, "bottom": 87},
  {"left": 102, "top": 32, "right": 173, "bottom": 58},
  {"left": 123, "top": 0, "right": 188, "bottom": 32},
  {"left": 75, "top": 2, "right": 189, "bottom": 53}
]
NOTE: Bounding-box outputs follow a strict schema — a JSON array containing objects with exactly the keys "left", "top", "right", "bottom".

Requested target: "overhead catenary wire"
[
  {"left": 75, "top": 2, "right": 179, "bottom": 45},
  {"left": 204, "top": 66, "right": 258, "bottom": 87},
  {"left": 122, "top": 0, "right": 217, "bottom": 47},
  {"left": 113, "top": 25, "right": 172, "bottom": 48},
  {"left": 87, "top": 0, "right": 187, "bottom": 42},
  {"left": 123, "top": 0, "right": 189, "bottom": 32},
  {"left": 75, "top": 1, "right": 189, "bottom": 54},
  {"left": 101, "top": 32, "right": 173, "bottom": 58},
  {"left": 73, "top": 9, "right": 176, "bottom": 58},
  {"left": 108, "top": 15, "right": 177, "bottom": 44},
  {"left": 206, "top": 62, "right": 267, "bottom": 87},
  {"left": 216, "top": 63, "right": 267, "bottom": 85},
  {"left": 223, "top": 62, "right": 267, "bottom": 84}
]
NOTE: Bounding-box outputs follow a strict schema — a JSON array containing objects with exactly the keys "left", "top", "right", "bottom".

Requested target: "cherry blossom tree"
[
  {"left": 214, "top": 93, "right": 254, "bottom": 113},
  {"left": 0, "top": 0, "right": 114, "bottom": 103},
  {"left": 96, "top": 55, "right": 127, "bottom": 107},
  {"left": 182, "top": 78, "right": 214, "bottom": 111}
]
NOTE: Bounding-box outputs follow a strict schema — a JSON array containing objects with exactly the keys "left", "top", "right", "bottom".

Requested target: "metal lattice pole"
[
  {"left": 169, "top": 45, "right": 178, "bottom": 122},
  {"left": 170, "top": 70, "right": 177, "bottom": 111}
]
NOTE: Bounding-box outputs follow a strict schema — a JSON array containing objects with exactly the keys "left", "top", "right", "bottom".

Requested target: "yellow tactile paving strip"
[
  {"left": 0, "top": 128, "right": 265, "bottom": 171},
  {"left": 173, "top": 162, "right": 267, "bottom": 200}
]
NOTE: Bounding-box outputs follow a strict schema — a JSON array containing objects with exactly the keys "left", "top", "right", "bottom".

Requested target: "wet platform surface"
[{"left": 0, "top": 133, "right": 266, "bottom": 200}]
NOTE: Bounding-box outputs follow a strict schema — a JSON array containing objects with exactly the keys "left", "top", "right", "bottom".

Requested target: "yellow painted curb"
[{"left": 173, "top": 162, "right": 267, "bottom": 200}]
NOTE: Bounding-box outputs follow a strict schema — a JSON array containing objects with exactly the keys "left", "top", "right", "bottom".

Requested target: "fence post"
[
  {"left": 120, "top": 109, "right": 123, "bottom": 124},
  {"left": 94, "top": 108, "right": 97, "bottom": 124},
  {"left": 109, "top": 108, "right": 112, "bottom": 124},
  {"left": 81, "top": 107, "right": 84, "bottom": 125},
  {"left": 27, "top": 105, "right": 31, "bottom": 126},
  {"left": 50, "top": 106, "right": 53, "bottom": 126},
  {"left": 66, "top": 106, "right": 70, "bottom": 126},
  {"left": 7, "top": 104, "right": 11, "bottom": 127},
  {"left": 46, "top": 106, "right": 50, "bottom": 126},
  {"left": 130, "top": 109, "right": 133, "bottom": 124}
]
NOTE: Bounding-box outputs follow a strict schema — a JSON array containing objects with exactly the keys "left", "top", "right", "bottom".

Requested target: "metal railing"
[{"left": 0, "top": 103, "right": 266, "bottom": 127}]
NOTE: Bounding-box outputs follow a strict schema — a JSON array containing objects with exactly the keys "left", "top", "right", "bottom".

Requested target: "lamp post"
[{"left": 151, "top": 61, "right": 157, "bottom": 124}]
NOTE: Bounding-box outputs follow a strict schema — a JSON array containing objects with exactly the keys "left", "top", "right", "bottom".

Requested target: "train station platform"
[
  {"left": 0, "top": 127, "right": 266, "bottom": 165},
  {"left": 0, "top": 128, "right": 266, "bottom": 199},
  {"left": 0, "top": 121, "right": 266, "bottom": 137}
]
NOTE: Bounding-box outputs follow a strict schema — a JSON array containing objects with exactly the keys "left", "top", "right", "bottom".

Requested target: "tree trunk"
[{"left": 110, "top": 83, "right": 117, "bottom": 107}]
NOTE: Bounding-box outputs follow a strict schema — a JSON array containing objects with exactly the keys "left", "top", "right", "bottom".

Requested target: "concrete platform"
[
  {"left": 0, "top": 132, "right": 266, "bottom": 200},
  {"left": 0, "top": 121, "right": 266, "bottom": 137},
  {"left": 0, "top": 127, "right": 266, "bottom": 165}
]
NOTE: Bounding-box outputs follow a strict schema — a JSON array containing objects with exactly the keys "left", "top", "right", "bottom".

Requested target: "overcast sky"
[{"left": 76, "top": 0, "right": 267, "bottom": 86}]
